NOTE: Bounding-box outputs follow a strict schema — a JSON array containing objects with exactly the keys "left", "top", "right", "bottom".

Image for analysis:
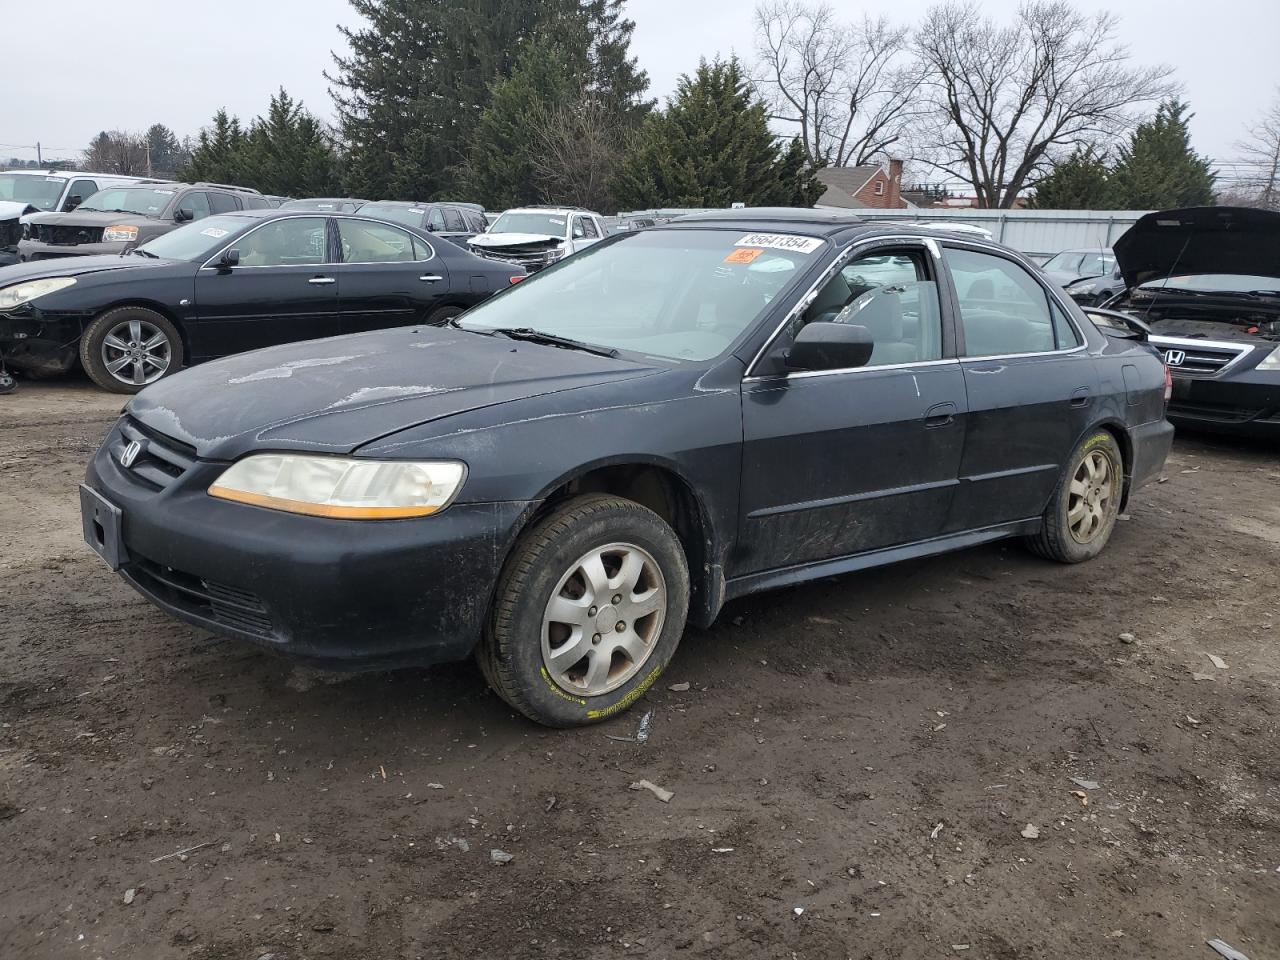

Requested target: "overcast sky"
[{"left": 4, "top": 0, "right": 1276, "bottom": 183}]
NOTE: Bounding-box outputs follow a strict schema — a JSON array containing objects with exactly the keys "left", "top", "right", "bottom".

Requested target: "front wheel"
[
  {"left": 1026, "top": 430, "right": 1124, "bottom": 563},
  {"left": 80, "top": 307, "right": 183, "bottom": 394},
  {"left": 478, "top": 495, "right": 690, "bottom": 727}
]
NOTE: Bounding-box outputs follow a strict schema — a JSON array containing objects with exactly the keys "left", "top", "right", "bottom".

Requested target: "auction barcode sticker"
[{"left": 735, "top": 233, "right": 824, "bottom": 254}]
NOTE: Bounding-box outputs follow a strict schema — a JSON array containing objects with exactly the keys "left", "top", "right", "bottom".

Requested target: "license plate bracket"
[{"left": 80, "top": 484, "right": 127, "bottom": 570}]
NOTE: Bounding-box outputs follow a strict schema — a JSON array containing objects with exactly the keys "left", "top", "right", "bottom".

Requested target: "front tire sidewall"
[
  {"left": 80, "top": 307, "right": 183, "bottom": 394},
  {"left": 486, "top": 498, "right": 690, "bottom": 727}
]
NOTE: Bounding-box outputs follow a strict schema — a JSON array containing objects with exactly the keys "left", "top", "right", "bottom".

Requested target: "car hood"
[
  {"left": 469, "top": 233, "right": 562, "bottom": 250},
  {"left": 0, "top": 254, "right": 179, "bottom": 285},
  {"left": 0, "top": 200, "right": 37, "bottom": 220},
  {"left": 1113, "top": 206, "right": 1280, "bottom": 289},
  {"left": 25, "top": 210, "right": 155, "bottom": 228},
  {"left": 127, "top": 326, "right": 661, "bottom": 460}
]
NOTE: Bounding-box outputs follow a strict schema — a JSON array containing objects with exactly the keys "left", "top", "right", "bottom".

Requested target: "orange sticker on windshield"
[{"left": 724, "top": 247, "right": 764, "bottom": 264}]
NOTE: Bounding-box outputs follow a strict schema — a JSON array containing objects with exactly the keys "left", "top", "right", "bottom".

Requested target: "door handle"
[
  {"left": 308, "top": 276, "right": 336, "bottom": 285},
  {"left": 419, "top": 275, "right": 444, "bottom": 282},
  {"left": 924, "top": 401, "right": 958, "bottom": 427},
  {"left": 1070, "top": 387, "right": 1091, "bottom": 408}
]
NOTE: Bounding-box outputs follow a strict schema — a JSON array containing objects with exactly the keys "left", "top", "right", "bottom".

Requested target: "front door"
[
  {"left": 189, "top": 216, "right": 338, "bottom": 359},
  {"left": 940, "top": 244, "right": 1101, "bottom": 531},
  {"left": 736, "top": 242, "right": 967, "bottom": 575},
  {"left": 334, "top": 218, "right": 447, "bottom": 334}
]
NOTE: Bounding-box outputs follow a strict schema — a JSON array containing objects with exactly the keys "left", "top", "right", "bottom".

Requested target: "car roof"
[
  {"left": 667, "top": 207, "right": 867, "bottom": 238},
  {"left": 2, "top": 169, "right": 156, "bottom": 181},
  {"left": 365, "top": 200, "right": 483, "bottom": 209}
]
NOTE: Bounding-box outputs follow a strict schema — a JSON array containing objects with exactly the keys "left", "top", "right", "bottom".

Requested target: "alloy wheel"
[
  {"left": 540, "top": 542, "right": 666, "bottom": 697},
  {"left": 1067, "top": 449, "right": 1115, "bottom": 543},
  {"left": 101, "top": 318, "right": 172, "bottom": 387}
]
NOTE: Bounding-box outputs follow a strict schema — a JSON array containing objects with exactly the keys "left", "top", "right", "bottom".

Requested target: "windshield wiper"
[
  {"left": 488, "top": 327, "right": 619, "bottom": 358},
  {"left": 129, "top": 248, "right": 158, "bottom": 258}
]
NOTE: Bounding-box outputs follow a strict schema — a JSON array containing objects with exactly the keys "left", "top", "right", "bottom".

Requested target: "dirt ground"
[{"left": 1, "top": 377, "right": 1278, "bottom": 960}]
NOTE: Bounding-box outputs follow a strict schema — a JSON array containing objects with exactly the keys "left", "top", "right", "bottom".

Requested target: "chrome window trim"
[
  {"left": 744, "top": 357, "right": 961, "bottom": 384},
  {"left": 335, "top": 215, "right": 436, "bottom": 265},
  {"left": 198, "top": 214, "right": 435, "bottom": 270},
  {"left": 1149, "top": 334, "right": 1256, "bottom": 378},
  {"left": 744, "top": 234, "right": 945, "bottom": 378}
]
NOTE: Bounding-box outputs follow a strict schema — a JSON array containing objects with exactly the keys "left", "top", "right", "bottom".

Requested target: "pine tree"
[
  {"left": 240, "top": 89, "right": 341, "bottom": 197},
  {"left": 1108, "top": 99, "right": 1216, "bottom": 209},
  {"left": 185, "top": 109, "right": 247, "bottom": 184},
  {"left": 143, "top": 124, "right": 185, "bottom": 177},
  {"left": 612, "top": 58, "right": 820, "bottom": 209},
  {"left": 1028, "top": 147, "right": 1113, "bottom": 209}
]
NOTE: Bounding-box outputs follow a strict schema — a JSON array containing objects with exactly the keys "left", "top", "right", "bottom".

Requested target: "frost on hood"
[
  {"left": 227, "top": 356, "right": 354, "bottom": 384},
  {"left": 324, "top": 385, "right": 456, "bottom": 409}
]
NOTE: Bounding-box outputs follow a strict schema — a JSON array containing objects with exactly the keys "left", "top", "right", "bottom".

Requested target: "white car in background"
[
  {"left": 0, "top": 169, "right": 160, "bottom": 266},
  {"left": 468, "top": 206, "right": 608, "bottom": 272}
]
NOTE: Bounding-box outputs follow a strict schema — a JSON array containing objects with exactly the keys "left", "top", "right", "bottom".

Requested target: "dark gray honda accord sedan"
[{"left": 80, "top": 209, "right": 1174, "bottom": 726}]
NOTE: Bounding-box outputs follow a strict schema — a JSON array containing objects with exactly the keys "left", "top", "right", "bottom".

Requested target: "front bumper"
[
  {"left": 18, "top": 239, "right": 128, "bottom": 261},
  {"left": 1166, "top": 365, "right": 1280, "bottom": 438},
  {"left": 84, "top": 419, "right": 532, "bottom": 669}
]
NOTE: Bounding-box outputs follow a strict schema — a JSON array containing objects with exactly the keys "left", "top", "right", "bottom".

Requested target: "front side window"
[
  {"left": 176, "top": 191, "right": 212, "bottom": 221},
  {"left": 770, "top": 249, "right": 943, "bottom": 371},
  {"left": 65, "top": 180, "right": 98, "bottom": 210},
  {"left": 574, "top": 216, "right": 599, "bottom": 239},
  {"left": 232, "top": 217, "right": 328, "bottom": 266},
  {"left": 339, "top": 219, "right": 419, "bottom": 263},
  {"left": 459, "top": 229, "right": 826, "bottom": 362},
  {"left": 947, "top": 247, "right": 1057, "bottom": 357}
]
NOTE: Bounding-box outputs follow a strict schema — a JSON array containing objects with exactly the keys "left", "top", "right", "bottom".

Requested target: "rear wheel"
[
  {"left": 80, "top": 307, "right": 183, "bottom": 394},
  {"left": 425, "top": 305, "right": 464, "bottom": 326},
  {"left": 478, "top": 495, "right": 690, "bottom": 727},
  {"left": 1026, "top": 431, "right": 1123, "bottom": 563}
]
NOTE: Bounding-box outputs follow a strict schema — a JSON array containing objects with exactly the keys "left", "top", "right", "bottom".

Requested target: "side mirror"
[
  {"left": 785, "top": 322, "right": 874, "bottom": 371},
  {"left": 64, "top": 195, "right": 83, "bottom": 211},
  {"left": 175, "top": 208, "right": 194, "bottom": 223},
  {"left": 218, "top": 248, "right": 240, "bottom": 269},
  {"left": 426, "top": 222, "right": 437, "bottom": 232}
]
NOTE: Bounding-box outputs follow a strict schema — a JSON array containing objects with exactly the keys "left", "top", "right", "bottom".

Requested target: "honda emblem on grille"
[
  {"left": 1164, "top": 349, "right": 1186, "bottom": 367},
  {"left": 120, "top": 439, "right": 143, "bottom": 468}
]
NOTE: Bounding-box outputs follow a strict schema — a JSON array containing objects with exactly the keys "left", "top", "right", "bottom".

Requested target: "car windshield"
[
  {"left": 359, "top": 203, "right": 423, "bottom": 227},
  {"left": 1080, "top": 253, "right": 1115, "bottom": 277},
  {"left": 0, "top": 173, "right": 66, "bottom": 210},
  {"left": 458, "top": 229, "right": 826, "bottom": 362},
  {"left": 1140, "top": 274, "right": 1280, "bottom": 296},
  {"left": 489, "top": 212, "right": 569, "bottom": 236},
  {"left": 1043, "top": 252, "right": 1084, "bottom": 273},
  {"left": 135, "top": 216, "right": 246, "bottom": 260},
  {"left": 78, "top": 187, "right": 177, "bottom": 216}
]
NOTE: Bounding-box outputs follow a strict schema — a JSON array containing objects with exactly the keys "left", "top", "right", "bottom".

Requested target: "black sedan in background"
[
  {"left": 0, "top": 209, "right": 524, "bottom": 392},
  {"left": 80, "top": 210, "right": 1172, "bottom": 726}
]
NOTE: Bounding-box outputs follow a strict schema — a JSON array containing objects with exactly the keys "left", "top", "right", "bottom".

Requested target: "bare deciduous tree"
[
  {"left": 83, "top": 131, "right": 150, "bottom": 176},
  {"left": 752, "top": 0, "right": 921, "bottom": 168},
  {"left": 526, "top": 97, "right": 624, "bottom": 213},
  {"left": 911, "top": 1, "right": 1174, "bottom": 208},
  {"left": 1232, "top": 89, "right": 1280, "bottom": 211}
]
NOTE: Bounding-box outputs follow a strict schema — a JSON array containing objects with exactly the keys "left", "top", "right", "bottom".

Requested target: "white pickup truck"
[{"left": 467, "top": 206, "right": 608, "bottom": 272}]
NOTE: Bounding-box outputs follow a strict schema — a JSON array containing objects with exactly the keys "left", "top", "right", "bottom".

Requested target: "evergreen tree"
[
  {"left": 612, "top": 58, "right": 821, "bottom": 209},
  {"left": 1108, "top": 99, "right": 1216, "bottom": 208},
  {"left": 1027, "top": 147, "right": 1113, "bottom": 209},
  {"left": 184, "top": 109, "right": 247, "bottom": 184},
  {"left": 143, "top": 124, "right": 185, "bottom": 177},
  {"left": 240, "top": 89, "right": 342, "bottom": 197},
  {"left": 328, "top": 0, "right": 648, "bottom": 200}
]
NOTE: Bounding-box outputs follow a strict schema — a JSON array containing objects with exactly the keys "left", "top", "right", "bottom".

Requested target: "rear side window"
[
  {"left": 240, "top": 194, "right": 270, "bottom": 210},
  {"left": 208, "top": 193, "right": 241, "bottom": 214},
  {"left": 466, "top": 211, "right": 487, "bottom": 233},
  {"left": 1051, "top": 300, "right": 1083, "bottom": 349},
  {"left": 946, "top": 248, "right": 1057, "bottom": 357},
  {"left": 338, "top": 219, "right": 419, "bottom": 263},
  {"left": 442, "top": 207, "right": 466, "bottom": 231}
]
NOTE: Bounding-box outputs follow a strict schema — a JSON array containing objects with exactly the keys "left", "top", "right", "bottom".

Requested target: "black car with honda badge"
[
  {"left": 80, "top": 210, "right": 1172, "bottom": 727},
  {"left": 0, "top": 208, "right": 522, "bottom": 392},
  {"left": 1104, "top": 206, "right": 1280, "bottom": 437}
]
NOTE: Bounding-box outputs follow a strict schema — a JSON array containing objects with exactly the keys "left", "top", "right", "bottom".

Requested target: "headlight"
[
  {"left": 103, "top": 225, "right": 139, "bottom": 243},
  {"left": 1256, "top": 344, "right": 1280, "bottom": 371},
  {"left": 1068, "top": 280, "right": 1097, "bottom": 295},
  {"left": 0, "top": 276, "right": 77, "bottom": 310},
  {"left": 208, "top": 454, "right": 466, "bottom": 519}
]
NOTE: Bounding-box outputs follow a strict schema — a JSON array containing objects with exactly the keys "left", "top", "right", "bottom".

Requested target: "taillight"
[{"left": 1162, "top": 364, "right": 1173, "bottom": 403}]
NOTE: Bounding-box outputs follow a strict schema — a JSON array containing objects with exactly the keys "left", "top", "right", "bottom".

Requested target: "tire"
[
  {"left": 1026, "top": 430, "right": 1124, "bottom": 563},
  {"left": 80, "top": 306, "right": 183, "bottom": 394},
  {"left": 424, "top": 305, "right": 464, "bottom": 326},
  {"left": 478, "top": 494, "right": 690, "bottom": 727}
]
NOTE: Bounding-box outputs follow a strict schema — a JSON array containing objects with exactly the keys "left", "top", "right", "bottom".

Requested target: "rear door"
[
  {"left": 189, "top": 216, "right": 338, "bottom": 359},
  {"left": 941, "top": 244, "right": 1099, "bottom": 531},
  {"left": 334, "top": 217, "right": 447, "bottom": 334},
  {"left": 737, "top": 239, "right": 967, "bottom": 574}
]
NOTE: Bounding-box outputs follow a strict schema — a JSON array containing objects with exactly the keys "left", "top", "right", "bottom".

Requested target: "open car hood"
[
  {"left": 1113, "top": 206, "right": 1280, "bottom": 289},
  {"left": 469, "top": 233, "right": 562, "bottom": 250},
  {"left": 0, "top": 200, "right": 37, "bottom": 220}
]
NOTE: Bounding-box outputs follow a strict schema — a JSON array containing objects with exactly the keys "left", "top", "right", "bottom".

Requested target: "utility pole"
[{"left": 36, "top": 141, "right": 42, "bottom": 166}]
